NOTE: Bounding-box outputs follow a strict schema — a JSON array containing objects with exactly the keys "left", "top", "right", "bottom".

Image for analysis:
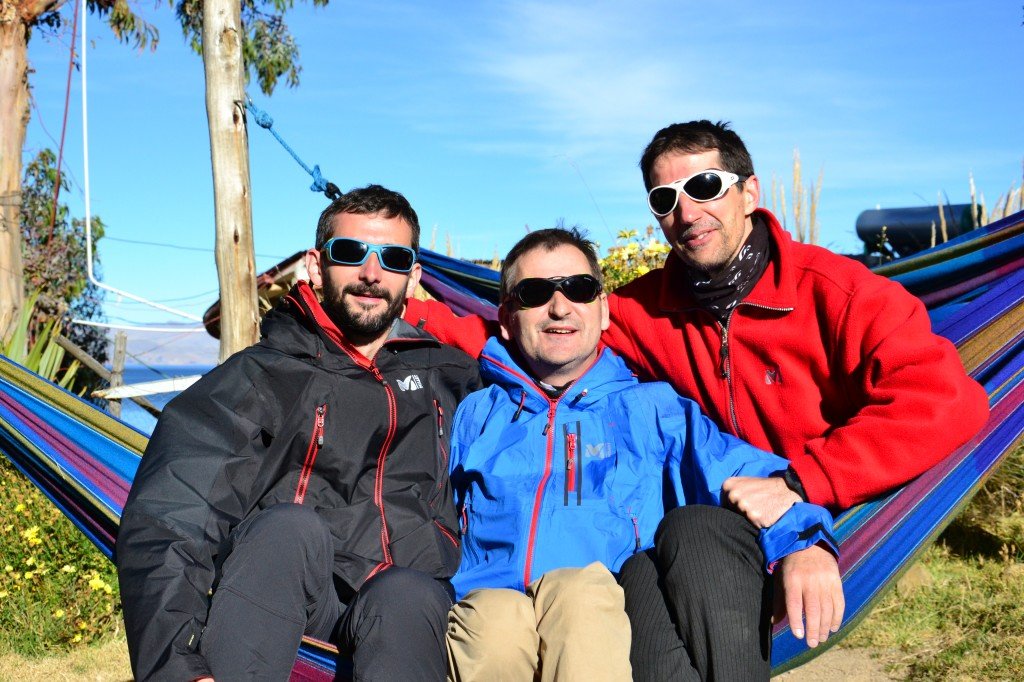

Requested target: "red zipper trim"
[
  {"left": 294, "top": 404, "right": 327, "bottom": 504},
  {"left": 566, "top": 432, "right": 577, "bottom": 494},
  {"left": 433, "top": 400, "right": 449, "bottom": 498},
  {"left": 523, "top": 400, "right": 557, "bottom": 587},
  {"left": 372, "top": 366, "right": 397, "bottom": 565},
  {"left": 365, "top": 562, "right": 389, "bottom": 582},
  {"left": 434, "top": 520, "right": 459, "bottom": 548}
]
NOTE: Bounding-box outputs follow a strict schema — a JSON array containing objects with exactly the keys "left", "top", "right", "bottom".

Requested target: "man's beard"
[{"left": 321, "top": 280, "right": 405, "bottom": 342}]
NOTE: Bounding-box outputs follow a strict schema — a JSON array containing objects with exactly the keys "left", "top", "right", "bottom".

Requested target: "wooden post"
[
  {"left": 52, "top": 334, "right": 163, "bottom": 418},
  {"left": 107, "top": 331, "right": 127, "bottom": 418},
  {"left": 202, "top": 0, "right": 260, "bottom": 362}
]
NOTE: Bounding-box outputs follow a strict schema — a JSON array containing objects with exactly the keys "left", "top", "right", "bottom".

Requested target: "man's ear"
[
  {"left": 404, "top": 262, "right": 423, "bottom": 300},
  {"left": 305, "top": 248, "right": 324, "bottom": 288},
  {"left": 498, "top": 303, "right": 513, "bottom": 342},
  {"left": 599, "top": 292, "right": 610, "bottom": 331},
  {"left": 742, "top": 174, "right": 761, "bottom": 217}
]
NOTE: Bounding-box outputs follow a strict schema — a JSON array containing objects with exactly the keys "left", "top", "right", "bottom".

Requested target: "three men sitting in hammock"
[{"left": 117, "top": 121, "right": 986, "bottom": 681}]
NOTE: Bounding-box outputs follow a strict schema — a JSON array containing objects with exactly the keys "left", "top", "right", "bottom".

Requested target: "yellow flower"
[
  {"left": 77, "top": 621, "right": 87, "bottom": 630},
  {"left": 24, "top": 557, "right": 35, "bottom": 566},
  {"left": 14, "top": 503, "right": 25, "bottom": 513},
  {"left": 88, "top": 576, "right": 107, "bottom": 591},
  {"left": 3, "top": 565, "right": 12, "bottom": 572},
  {"left": 0, "top": 590, "right": 7, "bottom": 599},
  {"left": 53, "top": 609, "right": 65, "bottom": 618},
  {"left": 11, "top": 572, "right": 21, "bottom": 580},
  {"left": 72, "top": 634, "right": 82, "bottom": 643},
  {"left": 23, "top": 571, "right": 34, "bottom": 580},
  {"left": 61, "top": 564, "right": 76, "bottom": 574}
]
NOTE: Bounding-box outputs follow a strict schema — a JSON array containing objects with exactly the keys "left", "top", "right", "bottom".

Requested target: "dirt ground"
[{"left": 0, "top": 637, "right": 896, "bottom": 681}]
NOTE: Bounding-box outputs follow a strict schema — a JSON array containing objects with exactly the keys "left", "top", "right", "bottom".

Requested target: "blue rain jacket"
[{"left": 450, "top": 338, "right": 836, "bottom": 599}]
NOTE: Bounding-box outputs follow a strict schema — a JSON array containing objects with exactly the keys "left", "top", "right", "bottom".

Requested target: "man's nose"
[
  {"left": 675, "top": 193, "right": 705, "bottom": 224},
  {"left": 359, "top": 252, "right": 384, "bottom": 282},
  {"left": 547, "top": 290, "right": 573, "bottom": 318}
]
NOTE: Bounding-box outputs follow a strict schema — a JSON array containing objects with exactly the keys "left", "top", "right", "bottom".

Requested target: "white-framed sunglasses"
[{"left": 647, "top": 169, "right": 748, "bottom": 217}]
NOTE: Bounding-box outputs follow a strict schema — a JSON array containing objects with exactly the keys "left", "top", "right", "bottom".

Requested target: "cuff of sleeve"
[{"left": 760, "top": 502, "right": 838, "bottom": 574}]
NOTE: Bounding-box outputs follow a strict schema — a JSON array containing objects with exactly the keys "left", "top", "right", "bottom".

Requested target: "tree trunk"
[
  {"left": 202, "top": 0, "right": 259, "bottom": 362},
  {"left": 0, "top": 3, "right": 30, "bottom": 339}
]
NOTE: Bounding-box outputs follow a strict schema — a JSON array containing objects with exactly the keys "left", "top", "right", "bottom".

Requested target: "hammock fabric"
[{"left": 1, "top": 211, "right": 1023, "bottom": 678}]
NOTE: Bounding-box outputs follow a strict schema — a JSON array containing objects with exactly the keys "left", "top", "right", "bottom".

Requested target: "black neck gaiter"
[{"left": 686, "top": 216, "right": 771, "bottom": 325}]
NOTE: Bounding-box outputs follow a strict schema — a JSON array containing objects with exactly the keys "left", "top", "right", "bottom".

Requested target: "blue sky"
[{"left": 24, "top": 0, "right": 1024, "bottom": 328}]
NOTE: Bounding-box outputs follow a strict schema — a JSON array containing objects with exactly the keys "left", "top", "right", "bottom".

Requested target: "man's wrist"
[{"left": 777, "top": 466, "right": 808, "bottom": 502}]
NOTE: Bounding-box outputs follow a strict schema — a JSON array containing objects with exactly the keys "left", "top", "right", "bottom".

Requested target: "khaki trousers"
[{"left": 446, "top": 562, "right": 632, "bottom": 682}]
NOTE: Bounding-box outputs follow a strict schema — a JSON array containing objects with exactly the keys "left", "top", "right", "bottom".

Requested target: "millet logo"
[
  {"left": 585, "top": 443, "right": 613, "bottom": 460},
  {"left": 396, "top": 375, "right": 424, "bottom": 391},
  {"left": 764, "top": 368, "right": 782, "bottom": 385}
]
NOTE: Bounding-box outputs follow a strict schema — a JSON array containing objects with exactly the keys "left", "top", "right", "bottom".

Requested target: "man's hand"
[
  {"left": 722, "top": 476, "right": 802, "bottom": 528},
  {"left": 775, "top": 544, "right": 844, "bottom": 648}
]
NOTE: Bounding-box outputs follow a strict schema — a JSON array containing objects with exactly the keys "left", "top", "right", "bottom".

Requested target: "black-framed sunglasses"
[
  {"left": 507, "top": 274, "right": 602, "bottom": 309},
  {"left": 647, "top": 169, "right": 748, "bottom": 217},
  {"left": 321, "top": 237, "right": 418, "bottom": 274}
]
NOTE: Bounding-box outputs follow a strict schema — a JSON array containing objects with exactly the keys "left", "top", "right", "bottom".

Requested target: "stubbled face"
[
  {"left": 304, "top": 211, "right": 421, "bottom": 344},
  {"left": 649, "top": 149, "right": 760, "bottom": 276},
  {"left": 499, "top": 244, "right": 609, "bottom": 387}
]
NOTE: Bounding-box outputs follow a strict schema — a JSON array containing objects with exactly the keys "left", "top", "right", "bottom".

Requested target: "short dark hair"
[
  {"left": 639, "top": 120, "right": 755, "bottom": 190},
  {"left": 499, "top": 227, "right": 603, "bottom": 300},
  {"left": 315, "top": 184, "right": 421, "bottom": 251}
]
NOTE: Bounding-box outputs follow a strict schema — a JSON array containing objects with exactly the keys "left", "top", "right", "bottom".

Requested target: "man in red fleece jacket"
[{"left": 405, "top": 120, "right": 988, "bottom": 678}]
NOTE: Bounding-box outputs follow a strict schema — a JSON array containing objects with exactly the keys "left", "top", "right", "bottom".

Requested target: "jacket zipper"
[
  {"left": 563, "top": 423, "right": 582, "bottom": 505},
  {"left": 370, "top": 365, "right": 397, "bottom": 566},
  {"left": 434, "top": 520, "right": 459, "bottom": 548},
  {"left": 294, "top": 404, "right": 327, "bottom": 504},
  {"left": 718, "top": 302, "right": 795, "bottom": 438},
  {"left": 524, "top": 400, "right": 558, "bottom": 587},
  {"left": 433, "top": 399, "right": 449, "bottom": 499}
]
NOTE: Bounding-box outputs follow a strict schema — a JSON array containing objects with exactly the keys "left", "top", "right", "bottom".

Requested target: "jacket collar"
[
  {"left": 657, "top": 208, "right": 798, "bottom": 314},
  {"left": 269, "top": 281, "right": 438, "bottom": 368},
  {"left": 478, "top": 337, "right": 635, "bottom": 415}
]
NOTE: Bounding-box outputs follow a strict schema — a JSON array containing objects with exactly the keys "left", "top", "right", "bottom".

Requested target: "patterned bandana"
[{"left": 686, "top": 215, "right": 771, "bottom": 325}]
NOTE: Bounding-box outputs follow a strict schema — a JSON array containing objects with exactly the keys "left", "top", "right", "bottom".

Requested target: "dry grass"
[{"left": 0, "top": 635, "right": 131, "bottom": 682}]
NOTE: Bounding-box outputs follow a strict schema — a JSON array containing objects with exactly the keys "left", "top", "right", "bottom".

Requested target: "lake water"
[{"left": 118, "top": 365, "right": 212, "bottom": 435}]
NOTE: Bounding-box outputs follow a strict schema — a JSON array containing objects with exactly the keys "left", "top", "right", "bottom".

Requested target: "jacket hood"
[
  {"left": 478, "top": 336, "right": 637, "bottom": 415},
  {"left": 259, "top": 280, "right": 440, "bottom": 365}
]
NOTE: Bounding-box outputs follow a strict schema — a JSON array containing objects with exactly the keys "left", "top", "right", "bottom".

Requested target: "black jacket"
[{"left": 115, "top": 281, "right": 480, "bottom": 681}]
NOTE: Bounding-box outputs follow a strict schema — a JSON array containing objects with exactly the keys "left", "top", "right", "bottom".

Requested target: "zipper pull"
[
  {"left": 719, "top": 327, "right": 730, "bottom": 379},
  {"left": 316, "top": 405, "right": 326, "bottom": 446},
  {"left": 631, "top": 515, "right": 641, "bottom": 552},
  {"left": 434, "top": 400, "right": 445, "bottom": 437},
  {"left": 566, "top": 433, "right": 577, "bottom": 494}
]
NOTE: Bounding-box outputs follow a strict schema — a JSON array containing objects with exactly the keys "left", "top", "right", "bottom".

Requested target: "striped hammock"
[{"left": 1, "top": 210, "right": 1022, "bottom": 677}]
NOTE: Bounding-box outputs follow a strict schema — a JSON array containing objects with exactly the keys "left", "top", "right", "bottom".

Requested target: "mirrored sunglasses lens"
[
  {"left": 561, "top": 276, "right": 601, "bottom": 303},
  {"left": 380, "top": 247, "right": 415, "bottom": 272},
  {"left": 515, "top": 279, "right": 557, "bottom": 307},
  {"left": 649, "top": 186, "right": 678, "bottom": 215},
  {"left": 683, "top": 172, "right": 724, "bottom": 201},
  {"left": 328, "top": 239, "right": 368, "bottom": 264}
]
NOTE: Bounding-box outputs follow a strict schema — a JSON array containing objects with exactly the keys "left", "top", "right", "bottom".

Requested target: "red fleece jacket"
[{"left": 404, "top": 209, "right": 989, "bottom": 510}]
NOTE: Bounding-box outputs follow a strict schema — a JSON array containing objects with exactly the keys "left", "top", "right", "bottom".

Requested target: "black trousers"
[
  {"left": 198, "top": 503, "right": 453, "bottom": 681},
  {"left": 618, "top": 505, "right": 772, "bottom": 682}
]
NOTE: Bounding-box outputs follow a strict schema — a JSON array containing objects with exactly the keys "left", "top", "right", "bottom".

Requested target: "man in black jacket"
[{"left": 116, "top": 185, "right": 481, "bottom": 681}]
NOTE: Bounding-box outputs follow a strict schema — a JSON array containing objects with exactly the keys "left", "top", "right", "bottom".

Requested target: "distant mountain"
[{"left": 108, "top": 323, "right": 219, "bottom": 367}]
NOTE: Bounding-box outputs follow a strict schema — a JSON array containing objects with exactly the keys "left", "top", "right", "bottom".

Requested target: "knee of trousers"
[
  {"left": 655, "top": 505, "right": 758, "bottom": 556},
  {"left": 358, "top": 567, "right": 453, "bottom": 620},
  {"left": 449, "top": 588, "right": 536, "bottom": 651},
  {"left": 226, "top": 503, "right": 334, "bottom": 572},
  {"left": 530, "top": 563, "right": 625, "bottom": 622}
]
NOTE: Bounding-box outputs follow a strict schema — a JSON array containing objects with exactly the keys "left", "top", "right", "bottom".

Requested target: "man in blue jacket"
[{"left": 445, "top": 227, "right": 843, "bottom": 681}]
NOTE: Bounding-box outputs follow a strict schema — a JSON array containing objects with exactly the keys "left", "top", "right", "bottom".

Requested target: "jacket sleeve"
[
  {"left": 652, "top": 387, "right": 837, "bottom": 572},
  {"left": 115, "top": 365, "right": 273, "bottom": 681},
  {"left": 789, "top": 278, "right": 990, "bottom": 510},
  {"left": 404, "top": 298, "right": 496, "bottom": 358}
]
